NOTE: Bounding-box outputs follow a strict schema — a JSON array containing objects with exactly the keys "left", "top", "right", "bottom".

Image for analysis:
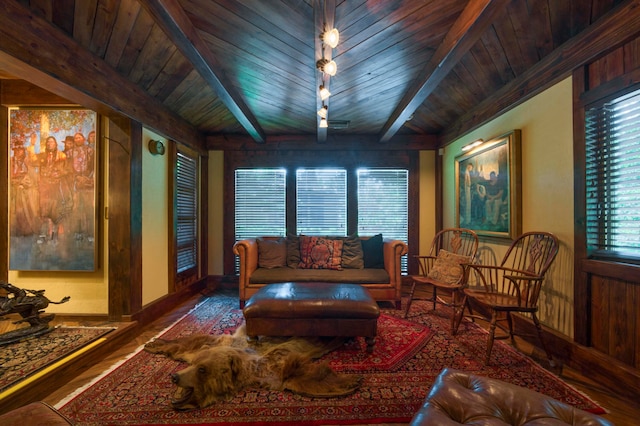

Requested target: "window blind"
[
  {"left": 235, "top": 169, "right": 287, "bottom": 240},
  {"left": 585, "top": 88, "right": 640, "bottom": 260},
  {"left": 176, "top": 151, "right": 198, "bottom": 273},
  {"left": 296, "top": 168, "right": 347, "bottom": 236},
  {"left": 357, "top": 169, "right": 409, "bottom": 271}
]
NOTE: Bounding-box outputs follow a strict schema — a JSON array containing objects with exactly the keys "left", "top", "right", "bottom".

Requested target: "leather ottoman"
[
  {"left": 410, "top": 368, "right": 613, "bottom": 425},
  {"left": 242, "top": 282, "right": 380, "bottom": 350}
]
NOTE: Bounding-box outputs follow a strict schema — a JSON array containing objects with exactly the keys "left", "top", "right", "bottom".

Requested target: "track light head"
[
  {"left": 321, "top": 28, "right": 340, "bottom": 48},
  {"left": 316, "top": 59, "right": 337, "bottom": 76}
]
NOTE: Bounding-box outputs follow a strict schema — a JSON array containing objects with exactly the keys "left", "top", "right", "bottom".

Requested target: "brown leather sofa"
[
  {"left": 410, "top": 368, "right": 613, "bottom": 425},
  {"left": 234, "top": 236, "right": 407, "bottom": 309}
]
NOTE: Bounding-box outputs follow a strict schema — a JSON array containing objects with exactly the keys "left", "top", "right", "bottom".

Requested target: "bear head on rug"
[{"left": 143, "top": 324, "right": 362, "bottom": 410}]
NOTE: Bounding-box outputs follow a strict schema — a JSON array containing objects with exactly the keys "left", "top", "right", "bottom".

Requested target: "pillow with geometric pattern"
[
  {"left": 298, "top": 236, "right": 344, "bottom": 270},
  {"left": 427, "top": 249, "right": 471, "bottom": 284}
]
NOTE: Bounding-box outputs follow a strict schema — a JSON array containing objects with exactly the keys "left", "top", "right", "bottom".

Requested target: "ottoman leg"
[{"left": 365, "top": 336, "right": 376, "bottom": 352}]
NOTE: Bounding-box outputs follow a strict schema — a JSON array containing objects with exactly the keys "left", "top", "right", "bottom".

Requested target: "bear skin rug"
[{"left": 143, "top": 324, "right": 362, "bottom": 410}]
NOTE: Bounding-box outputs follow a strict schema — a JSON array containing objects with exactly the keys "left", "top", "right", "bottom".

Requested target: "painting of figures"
[
  {"left": 455, "top": 130, "right": 521, "bottom": 239},
  {"left": 8, "top": 108, "right": 97, "bottom": 271}
]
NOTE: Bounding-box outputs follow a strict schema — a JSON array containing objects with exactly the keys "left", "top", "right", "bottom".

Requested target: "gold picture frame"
[
  {"left": 8, "top": 107, "right": 98, "bottom": 271},
  {"left": 455, "top": 130, "right": 521, "bottom": 239}
]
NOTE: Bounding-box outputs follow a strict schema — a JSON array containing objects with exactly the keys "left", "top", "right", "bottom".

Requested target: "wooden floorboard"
[{"left": 1, "top": 284, "right": 638, "bottom": 425}]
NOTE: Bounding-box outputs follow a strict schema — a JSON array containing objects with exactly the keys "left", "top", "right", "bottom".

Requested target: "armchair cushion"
[{"left": 427, "top": 249, "right": 470, "bottom": 284}]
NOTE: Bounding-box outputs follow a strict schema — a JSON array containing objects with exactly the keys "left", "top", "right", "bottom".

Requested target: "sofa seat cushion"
[{"left": 249, "top": 267, "right": 389, "bottom": 284}]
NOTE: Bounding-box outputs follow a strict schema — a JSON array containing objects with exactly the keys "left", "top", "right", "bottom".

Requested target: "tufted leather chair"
[{"left": 410, "top": 368, "right": 613, "bottom": 425}]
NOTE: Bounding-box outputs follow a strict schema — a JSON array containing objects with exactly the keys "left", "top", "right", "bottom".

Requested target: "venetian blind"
[
  {"left": 357, "top": 169, "right": 409, "bottom": 271},
  {"left": 176, "top": 151, "right": 198, "bottom": 273},
  {"left": 296, "top": 168, "right": 347, "bottom": 236},
  {"left": 585, "top": 88, "right": 640, "bottom": 260},
  {"left": 234, "top": 169, "right": 287, "bottom": 240}
]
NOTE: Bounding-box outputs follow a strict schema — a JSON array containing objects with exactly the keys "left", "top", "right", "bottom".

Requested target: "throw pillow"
[
  {"left": 257, "top": 237, "right": 287, "bottom": 269},
  {"left": 361, "top": 233, "right": 384, "bottom": 268},
  {"left": 341, "top": 234, "right": 364, "bottom": 269},
  {"left": 427, "top": 249, "right": 471, "bottom": 284},
  {"left": 298, "top": 236, "right": 344, "bottom": 270},
  {"left": 286, "top": 234, "right": 301, "bottom": 268}
]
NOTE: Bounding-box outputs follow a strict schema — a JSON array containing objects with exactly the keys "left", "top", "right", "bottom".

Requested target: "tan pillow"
[
  {"left": 427, "top": 249, "right": 471, "bottom": 284},
  {"left": 257, "top": 238, "right": 287, "bottom": 269}
]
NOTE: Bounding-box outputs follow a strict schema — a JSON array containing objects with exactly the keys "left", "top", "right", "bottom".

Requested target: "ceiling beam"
[
  {"left": 378, "top": 0, "right": 512, "bottom": 143},
  {"left": 206, "top": 133, "right": 437, "bottom": 151},
  {"left": 0, "top": 1, "right": 203, "bottom": 150},
  {"left": 140, "top": 0, "right": 266, "bottom": 143},
  {"left": 439, "top": 0, "right": 640, "bottom": 145},
  {"left": 314, "top": 0, "right": 336, "bottom": 143}
]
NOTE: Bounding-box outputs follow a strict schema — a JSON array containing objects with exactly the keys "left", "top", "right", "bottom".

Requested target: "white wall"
[{"left": 439, "top": 77, "right": 575, "bottom": 336}]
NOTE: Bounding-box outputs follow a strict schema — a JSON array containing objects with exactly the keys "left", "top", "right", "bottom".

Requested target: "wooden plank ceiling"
[{"left": 0, "top": 0, "right": 634, "bottom": 149}]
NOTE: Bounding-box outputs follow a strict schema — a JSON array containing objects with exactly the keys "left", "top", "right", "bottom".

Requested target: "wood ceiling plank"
[
  {"left": 115, "top": 10, "right": 155, "bottom": 76},
  {"left": 73, "top": 0, "right": 98, "bottom": 47},
  {"left": 139, "top": 0, "right": 266, "bottom": 142},
  {"left": 379, "top": 0, "right": 512, "bottom": 143},
  {"left": 103, "top": 0, "right": 142, "bottom": 67},
  {"left": 146, "top": 50, "right": 193, "bottom": 99},
  {"left": 479, "top": 26, "right": 515, "bottom": 84},
  {"left": 89, "top": 0, "right": 121, "bottom": 58},
  {"left": 128, "top": 25, "right": 176, "bottom": 88},
  {"left": 52, "top": 0, "right": 76, "bottom": 34}
]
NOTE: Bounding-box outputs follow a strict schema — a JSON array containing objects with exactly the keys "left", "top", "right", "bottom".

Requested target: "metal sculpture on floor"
[{"left": 0, "top": 281, "right": 70, "bottom": 345}]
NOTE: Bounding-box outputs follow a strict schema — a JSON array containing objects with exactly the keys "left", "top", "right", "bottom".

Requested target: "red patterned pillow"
[{"left": 298, "top": 236, "right": 344, "bottom": 270}]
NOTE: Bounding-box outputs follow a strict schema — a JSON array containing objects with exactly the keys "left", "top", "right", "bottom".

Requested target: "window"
[
  {"left": 234, "top": 169, "right": 287, "bottom": 239},
  {"left": 296, "top": 168, "right": 347, "bottom": 235},
  {"left": 585, "top": 87, "right": 640, "bottom": 261},
  {"left": 358, "top": 169, "right": 409, "bottom": 269},
  {"left": 234, "top": 166, "right": 409, "bottom": 272},
  {"left": 176, "top": 150, "right": 198, "bottom": 274}
]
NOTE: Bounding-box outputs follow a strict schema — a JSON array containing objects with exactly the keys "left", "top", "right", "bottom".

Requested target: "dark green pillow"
[
  {"left": 341, "top": 234, "right": 364, "bottom": 269},
  {"left": 361, "top": 234, "right": 384, "bottom": 268},
  {"left": 286, "top": 234, "right": 301, "bottom": 268}
]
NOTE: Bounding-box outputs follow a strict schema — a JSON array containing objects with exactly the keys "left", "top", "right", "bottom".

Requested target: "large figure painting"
[
  {"left": 455, "top": 130, "right": 521, "bottom": 239},
  {"left": 8, "top": 108, "right": 97, "bottom": 271}
]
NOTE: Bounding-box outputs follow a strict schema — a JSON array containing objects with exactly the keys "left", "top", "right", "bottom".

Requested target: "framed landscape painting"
[
  {"left": 8, "top": 107, "right": 98, "bottom": 271},
  {"left": 455, "top": 130, "right": 521, "bottom": 239}
]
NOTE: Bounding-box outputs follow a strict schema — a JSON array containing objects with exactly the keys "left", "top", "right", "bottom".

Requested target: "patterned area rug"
[
  {"left": 0, "top": 326, "right": 115, "bottom": 393},
  {"left": 57, "top": 293, "right": 605, "bottom": 425}
]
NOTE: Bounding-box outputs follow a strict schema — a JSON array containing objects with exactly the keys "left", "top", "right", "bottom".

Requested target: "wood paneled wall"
[{"left": 573, "top": 37, "right": 640, "bottom": 369}]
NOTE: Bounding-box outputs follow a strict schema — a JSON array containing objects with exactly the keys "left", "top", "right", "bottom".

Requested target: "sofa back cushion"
[
  {"left": 298, "top": 236, "right": 344, "bottom": 270},
  {"left": 361, "top": 234, "right": 384, "bottom": 268},
  {"left": 257, "top": 237, "right": 287, "bottom": 269},
  {"left": 341, "top": 234, "right": 365, "bottom": 269}
]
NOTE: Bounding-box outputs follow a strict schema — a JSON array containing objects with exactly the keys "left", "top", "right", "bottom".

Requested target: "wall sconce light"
[
  {"left": 317, "top": 105, "right": 328, "bottom": 118},
  {"left": 461, "top": 139, "right": 484, "bottom": 152},
  {"left": 319, "top": 118, "right": 328, "bottom": 128},
  {"left": 316, "top": 59, "right": 337, "bottom": 76},
  {"left": 321, "top": 28, "right": 340, "bottom": 48},
  {"left": 319, "top": 85, "right": 331, "bottom": 100}
]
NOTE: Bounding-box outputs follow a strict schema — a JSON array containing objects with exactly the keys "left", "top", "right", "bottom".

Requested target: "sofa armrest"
[
  {"left": 233, "top": 239, "right": 258, "bottom": 293},
  {"left": 383, "top": 238, "right": 408, "bottom": 289}
]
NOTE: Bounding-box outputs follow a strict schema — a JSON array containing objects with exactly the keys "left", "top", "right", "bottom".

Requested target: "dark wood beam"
[
  {"left": 140, "top": 0, "right": 266, "bottom": 143},
  {"left": 439, "top": 0, "right": 640, "bottom": 145},
  {"left": 0, "top": 1, "right": 203, "bottom": 151},
  {"left": 314, "top": 0, "right": 336, "bottom": 143},
  {"left": 378, "top": 0, "right": 512, "bottom": 143},
  {"left": 206, "top": 133, "right": 437, "bottom": 151}
]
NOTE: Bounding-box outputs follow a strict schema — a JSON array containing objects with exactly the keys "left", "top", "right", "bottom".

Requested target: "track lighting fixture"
[
  {"left": 319, "top": 85, "right": 331, "bottom": 101},
  {"left": 319, "top": 118, "right": 328, "bottom": 128},
  {"left": 321, "top": 28, "right": 340, "bottom": 48},
  {"left": 316, "top": 59, "right": 337, "bottom": 76},
  {"left": 317, "top": 105, "right": 328, "bottom": 118}
]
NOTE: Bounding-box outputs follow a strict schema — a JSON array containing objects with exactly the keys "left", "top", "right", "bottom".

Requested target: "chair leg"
[
  {"left": 485, "top": 310, "right": 499, "bottom": 365},
  {"left": 506, "top": 312, "right": 516, "bottom": 344},
  {"left": 431, "top": 287, "right": 437, "bottom": 310},
  {"left": 404, "top": 281, "right": 417, "bottom": 318},
  {"left": 451, "top": 291, "right": 463, "bottom": 335},
  {"left": 532, "top": 313, "right": 555, "bottom": 367}
]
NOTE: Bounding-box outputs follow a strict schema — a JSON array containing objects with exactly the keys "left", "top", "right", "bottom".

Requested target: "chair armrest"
[{"left": 233, "top": 239, "right": 258, "bottom": 289}]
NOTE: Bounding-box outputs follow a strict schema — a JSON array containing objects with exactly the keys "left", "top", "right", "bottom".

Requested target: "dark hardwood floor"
[{"left": 3, "top": 284, "right": 638, "bottom": 425}]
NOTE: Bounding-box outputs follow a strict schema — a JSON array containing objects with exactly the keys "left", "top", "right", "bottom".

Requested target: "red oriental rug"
[{"left": 56, "top": 292, "right": 605, "bottom": 425}]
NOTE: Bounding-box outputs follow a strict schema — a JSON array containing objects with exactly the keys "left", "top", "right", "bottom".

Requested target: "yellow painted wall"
[
  {"left": 208, "top": 151, "right": 224, "bottom": 275},
  {"left": 419, "top": 151, "right": 437, "bottom": 255},
  {"left": 141, "top": 129, "right": 170, "bottom": 305},
  {"left": 440, "top": 77, "right": 575, "bottom": 336}
]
